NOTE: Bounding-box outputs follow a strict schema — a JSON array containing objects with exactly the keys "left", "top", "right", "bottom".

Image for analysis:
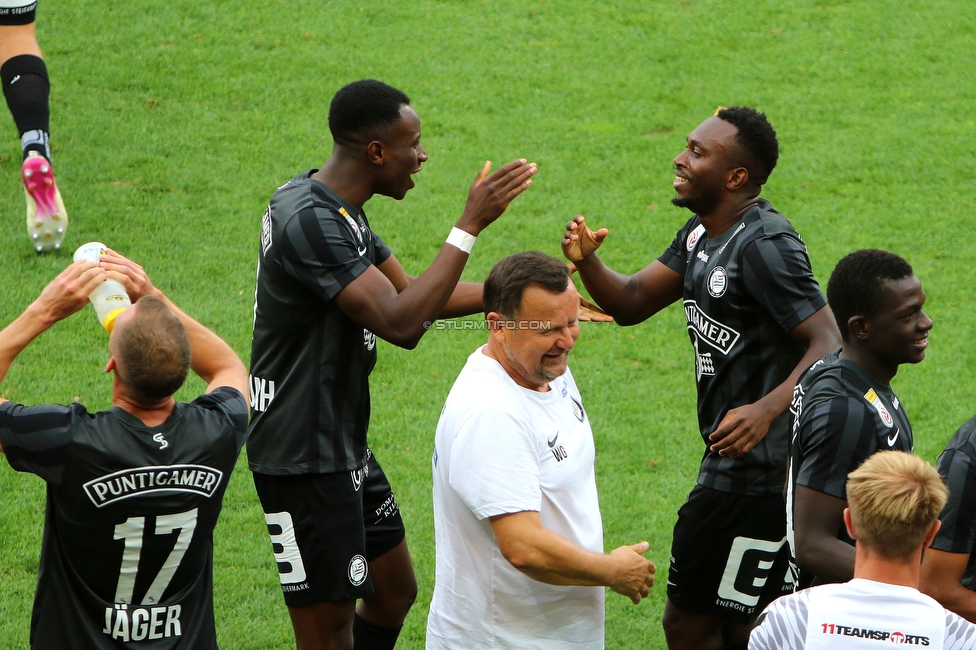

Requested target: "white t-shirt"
[
  {"left": 426, "top": 347, "right": 605, "bottom": 650},
  {"left": 750, "top": 578, "right": 976, "bottom": 650}
]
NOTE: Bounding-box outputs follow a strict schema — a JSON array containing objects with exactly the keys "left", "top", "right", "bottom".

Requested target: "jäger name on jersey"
[{"left": 103, "top": 603, "right": 183, "bottom": 643}]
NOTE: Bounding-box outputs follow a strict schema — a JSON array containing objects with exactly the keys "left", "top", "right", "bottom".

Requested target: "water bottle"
[{"left": 73, "top": 242, "right": 131, "bottom": 332}]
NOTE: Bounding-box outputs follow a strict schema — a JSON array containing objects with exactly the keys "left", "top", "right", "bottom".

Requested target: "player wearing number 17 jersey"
[
  {"left": 0, "top": 252, "right": 249, "bottom": 649},
  {"left": 564, "top": 107, "right": 841, "bottom": 649}
]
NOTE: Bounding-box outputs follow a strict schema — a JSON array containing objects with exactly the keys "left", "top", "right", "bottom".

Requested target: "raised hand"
[
  {"left": 456, "top": 159, "right": 537, "bottom": 235},
  {"left": 97, "top": 249, "right": 158, "bottom": 302},
  {"left": 562, "top": 215, "right": 608, "bottom": 262}
]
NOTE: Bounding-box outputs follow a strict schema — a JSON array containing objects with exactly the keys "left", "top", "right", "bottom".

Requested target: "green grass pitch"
[{"left": 2, "top": 0, "right": 976, "bottom": 647}]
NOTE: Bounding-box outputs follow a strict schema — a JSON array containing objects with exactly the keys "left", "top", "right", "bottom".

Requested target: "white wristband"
[{"left": 446, "top": 227, "right": 477, "bottom": 254}]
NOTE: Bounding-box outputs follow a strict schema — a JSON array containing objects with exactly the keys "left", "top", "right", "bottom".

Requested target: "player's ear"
[
  {"left": 726, "top": 166, "right": 749, "bottom": 191},
  {"left": 848, "top": 315, "right": 869, "bottom": 341},
  {"left": 366, "top": 140, "right": 385, "bottom": 165},
  {"left": 486, "top": 312, "right": 506, "bottom": 339},
  {"left": 843, "top": 508, "right": 857, "bottom": 540},
  {"left": 105, "top": 356, "right": 116, "bottom": 373}
]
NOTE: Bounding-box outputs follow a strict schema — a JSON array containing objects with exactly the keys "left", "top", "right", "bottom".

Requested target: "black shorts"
[
  {"left": 252, "top": 449, "right": 406, "bottom": 606},
  {"left": 666, "top": 484, "right": 792, "bottom": 623}
]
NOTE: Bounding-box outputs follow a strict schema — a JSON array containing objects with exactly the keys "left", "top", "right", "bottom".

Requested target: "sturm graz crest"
[
  {"left": 707, "top": 266, "right": 728, "bottom": 298},
  {"left": 347, "top": 555, "right": 368, "bottom": 587},
  {"left": 571, "top": 396, "right": 585, "bottom": 422}
]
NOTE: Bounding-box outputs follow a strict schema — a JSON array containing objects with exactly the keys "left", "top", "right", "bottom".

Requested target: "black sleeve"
[
  {"left": 742, "top": 234, "right": 827, "bottom": 333},
  {"left": 0, "top": 401, "right": 84, "bottom": 485},
  {"left": 796, "top": 394, "right": 879, "bottom": 499},
  {"left": 192, "top": 387, "right": 249, "bottom": 449},
  {"left": 657, "top": 218, "right": 698, "bottom": 275},
  {"left": 933, "top": 436, "right": 976, "bottom": 554},
  {"left": 373, "top": 231, "right": 392, "bottom": 266},
  {"left": 278, "top": 205, "right": 374, "bottom": 303}
]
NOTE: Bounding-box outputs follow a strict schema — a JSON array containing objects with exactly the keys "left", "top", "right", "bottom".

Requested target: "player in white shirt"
[
  {"left": 426, "top": 251, "right": 656, "bottom": 650},
  {"left": 751, "top": 451, "right": 976, "bottom": 649}
]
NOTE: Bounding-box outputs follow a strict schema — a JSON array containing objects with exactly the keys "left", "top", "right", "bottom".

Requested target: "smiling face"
[
  {"left": 489, "top": 281, "right": 581, "bottom": 391},
  {"left": 672, "top": 116, "right": 740, "bottom": 215},
  {"left": 373, "top": 104, "right": 428, "bottom": 200},
  {"left": 861, "top": 274, "right": 933, "bottom": 371}
]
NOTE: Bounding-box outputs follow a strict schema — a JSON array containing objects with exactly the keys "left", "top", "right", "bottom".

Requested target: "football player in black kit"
[
  {"left": 247, "top": 79, "right": 536, "bottom": 650},
  {"left": 789, "top": 250, "right": 932, "bottom": 586},
  {"left": 562, "top": 107, "right": 841, "bottom": 650},
  {"left": 0, "top": 252, "right": 249, "bottom": 649}
]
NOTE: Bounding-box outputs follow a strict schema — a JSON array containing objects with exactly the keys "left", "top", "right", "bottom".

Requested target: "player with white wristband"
[{"left": 247, "top": 80, "right": 536, "bottom": 650}]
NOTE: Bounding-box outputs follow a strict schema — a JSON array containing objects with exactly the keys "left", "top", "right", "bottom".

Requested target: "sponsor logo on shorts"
[
  {"left": 84, "top": 465, "right": 222, "bottom": 507},
  {"left": 364, "top": 329, "right": 376, "bottom": 351},
  {"left": 348, "top": 555, "right": 368, "bottom": 587},
  {"left": 707, "top": 266, "right": 728, "bottom": 298}
]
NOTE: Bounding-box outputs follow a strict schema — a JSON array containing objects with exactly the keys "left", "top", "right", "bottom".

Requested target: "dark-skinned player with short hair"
[
  {"left": 247, "top": 79, "right": 536, "bottom": 650},
  {"left": 562, "top": 106, "right": 840, "bottom": 650}
]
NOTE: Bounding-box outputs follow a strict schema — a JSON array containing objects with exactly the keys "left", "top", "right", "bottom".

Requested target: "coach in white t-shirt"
[
  {"left": 751, "top": 451, "right": 976, "bottom": 649},
  {"left": 426, "top": 251, "right": 656, "bottom": 650}
]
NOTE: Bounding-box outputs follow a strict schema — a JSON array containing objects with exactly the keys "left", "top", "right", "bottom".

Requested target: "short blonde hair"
[
  {"left": 846, "top": 451, "right": 947, "bottom": 560},
  {"left": 111, "top": 296, "right": 191, "bottom": 402}
]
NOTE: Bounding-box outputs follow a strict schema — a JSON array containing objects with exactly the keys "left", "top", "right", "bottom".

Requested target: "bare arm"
[
  {"left": 377, "top": 255, "right": 483, "bottom": 318},
  {"left": 562, "top": 216, "right": 682, "bottom": 325},
  {"left": 0, "top": 262, "right": 107, "bottom": 448},
  {"left": 920, "top": 549, "right": 976, "bottom": 622},
  {"left": 336, "top": 159, "right": 535, "bottom": 348},
  {"left": 708, "top": 306, "right": 842, "bottom": 458},
  {"left": 489, "top": 510, "right": 656, "bottom": 604},
  {"left": 794, "top": 485, "right": 855, "bottom": 583},
  {"left": 99, "top": 252, "right": 249, "bottom": 398}
]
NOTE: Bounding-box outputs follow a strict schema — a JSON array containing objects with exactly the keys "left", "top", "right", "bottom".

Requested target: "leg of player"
[
  {"left": 0, "top": 19, "right": 67, "bottom": 253},
  {"left": 720, "top": 620, "right": 752, "bottom": 650},
  {"left": 289, "top": 600, "right": 357, "bottom": 650},
  {"left": 354, "top": 539, "right": 418, "bottom": 650},
  {"left": 663, "top": 600, "right": 725, "bottom": 650}
]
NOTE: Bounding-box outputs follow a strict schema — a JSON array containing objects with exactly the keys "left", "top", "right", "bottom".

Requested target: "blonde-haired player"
[{"left": 751, "top": 451, "right": 976, "bottom": 649}]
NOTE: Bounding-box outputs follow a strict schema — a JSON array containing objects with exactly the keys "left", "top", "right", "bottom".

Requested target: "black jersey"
[
  {"left": 0, "top": 388, "right": 247, "bottom": 649},
  {"left": 931, "top": 415, "right": 976, "bottom": 590},
  {"left": 658, "top": 199, "right": 827, "bottom": 496},
  {"left": 248, "top": 171, "right": 392, "bottom": 475},
  {"left": 786, "top": 350, "right": 912, "bottom": 584}
]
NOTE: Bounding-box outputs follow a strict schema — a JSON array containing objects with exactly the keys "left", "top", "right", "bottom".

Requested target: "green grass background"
[{"left": 2, "top": 0, "right": 975, "bottom": 647}]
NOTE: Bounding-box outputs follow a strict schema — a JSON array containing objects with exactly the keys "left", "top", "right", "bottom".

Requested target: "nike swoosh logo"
[
  {"left": 547, "top": 432, "right": 559, "bottom": 448},
  {"left": 887, "top": 429, "right": 900, "bottom": 447}
]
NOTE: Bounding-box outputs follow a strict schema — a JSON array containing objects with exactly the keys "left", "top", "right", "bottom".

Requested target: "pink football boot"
[{"left": 22, "top": 152, "right": 68, "bottom": 253}]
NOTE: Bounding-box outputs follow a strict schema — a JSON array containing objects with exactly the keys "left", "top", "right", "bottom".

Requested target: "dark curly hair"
[
  {"left": 827, "top": 249, "right": 914, "bottom": 341},
  {"left": 716, "top": 106, "right": 779, "bottom": 186},
  {"left": 329, "top": 80, "right": 411, "bottom": 145}
]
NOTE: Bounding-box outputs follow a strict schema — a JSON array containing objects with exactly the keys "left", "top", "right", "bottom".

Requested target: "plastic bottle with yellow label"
[{"left": 73, "top": 242, "right": 131, "bottom": 332}]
